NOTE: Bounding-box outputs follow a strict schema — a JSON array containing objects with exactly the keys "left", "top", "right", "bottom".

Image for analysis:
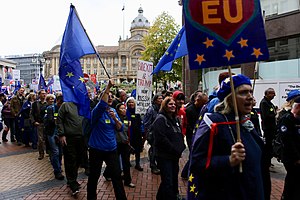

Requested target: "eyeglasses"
[{"left": 108, "top": 95, "right": 114, "bottom": 99}]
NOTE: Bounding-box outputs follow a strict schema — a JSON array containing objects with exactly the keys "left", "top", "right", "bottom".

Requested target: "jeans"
[
  {"left": 156, "top": 157, "right": 180, "bottom": 200},
  {"left": 87, "top": 148, "right": 127, "bottom": 200},
  {"left": 47, "top": 134, "right": 62, "bottom": 175},
  {"left": 118, "top": 143, "right": 132, "bottom": 185}
]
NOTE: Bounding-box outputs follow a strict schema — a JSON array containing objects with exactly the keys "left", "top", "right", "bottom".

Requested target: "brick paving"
[{"left": 0, "top": 138, "right": 285, "bottom": 200}]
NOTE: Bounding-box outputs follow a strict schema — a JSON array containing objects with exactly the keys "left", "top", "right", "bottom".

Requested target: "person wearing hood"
[
  {"left": 188, "top": 74, "right": 265, "bottom": 200},
  {"left": 126, "top": 97, "right": 145, "bottom": 171},
  {"left": 172, "top": 91, "right": 186, "bottom": 135}
]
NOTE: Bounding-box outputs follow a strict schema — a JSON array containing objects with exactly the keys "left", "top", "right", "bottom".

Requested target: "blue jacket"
[
  {"left": 89, "top": 100, "right": 123, "bottom": 151},
  {"left": 188, "top": 112, "right": 264, "bottom": 200}
]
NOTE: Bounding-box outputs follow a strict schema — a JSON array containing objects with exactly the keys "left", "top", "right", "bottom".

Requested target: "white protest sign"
[
  {"left": 12, "top": 69, "right": 20, "bottom": 80},
  {"left": 136, "top": 60, "right": 153, "bottom": 114}
]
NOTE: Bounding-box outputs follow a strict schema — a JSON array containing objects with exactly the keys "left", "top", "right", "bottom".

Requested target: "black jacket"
[
  {"left": 259, "top": 97, "right": 277, "bottom": 131},
  {"left": 279, "top": 112, "right": 300, "bottom": 164},
  {"left": 152, "top": 112, "right": 185, "bottom": 160}
]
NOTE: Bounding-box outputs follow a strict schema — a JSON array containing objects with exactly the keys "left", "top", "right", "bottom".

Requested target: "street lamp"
[{"left": 32, "top": 53, "right": 46, "bottom": 81}]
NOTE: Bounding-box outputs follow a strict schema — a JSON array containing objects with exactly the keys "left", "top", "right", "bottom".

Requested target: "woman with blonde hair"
[{"left": 188, "top": 74, "right": 265, "bottom": 200}]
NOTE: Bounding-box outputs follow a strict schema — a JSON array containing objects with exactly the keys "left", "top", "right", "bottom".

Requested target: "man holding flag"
[{"left": 57, "top": 4, "right": 96, "bottom": 196}]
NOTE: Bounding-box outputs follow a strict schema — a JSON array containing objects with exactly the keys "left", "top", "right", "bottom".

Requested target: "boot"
[
  {"left": 2, "top": 130, "right": 8, "bottom": 142},
  {"left": 38, "top": 153, "right": 44, "bottom": 160}
]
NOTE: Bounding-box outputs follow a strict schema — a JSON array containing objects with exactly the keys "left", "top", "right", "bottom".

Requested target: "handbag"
[{"left": 116, "top": 130, "right": 129, "bottom": 144}]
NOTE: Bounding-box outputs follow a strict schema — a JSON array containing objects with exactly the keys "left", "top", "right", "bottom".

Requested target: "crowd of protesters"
[{"left": 0, "top": 73, "right": 299, "bottom": 200}]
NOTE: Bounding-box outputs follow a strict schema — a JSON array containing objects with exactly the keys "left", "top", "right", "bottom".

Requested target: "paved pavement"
[{"left": 0, "top": 136, "right": 286, "bottom": 200}]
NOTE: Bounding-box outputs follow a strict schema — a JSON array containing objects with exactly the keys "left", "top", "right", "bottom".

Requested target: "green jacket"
[{"left": 57, "top": 102, "right": 83, "bottom": 137}]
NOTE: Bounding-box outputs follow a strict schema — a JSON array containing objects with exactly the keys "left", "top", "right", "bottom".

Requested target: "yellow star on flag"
[
  {"left": 224, "top": 50, "right": 235, "bottom": 61},
  {"left": 66, "top": 72, "right": 74, "bottom": 78},
  {"left": 189, "top": 174, "right": 194, "bottom": 182},
  {"left": 190, "top": 184, "right": 196, "bottom": 193},
  {"left": 165, "top": 52, "right": 169, "bottom": 56},
  {"left": 223, "top": 77, "right": 230, "bottom": 83},
  {"left": 79, "top": 76, "right": 85, "bottom": 83},
  {"left": 252, "top": 48, "right": 263, "bottom": 59},
  {"left": 203, "top": 37, "right": 214, "bottom": 48},
  {"left": 238, "top": 38, "right": 248, "bottom": 48},
  {"left": 194, "top": 54, "right": 206, "bottom": 65}
]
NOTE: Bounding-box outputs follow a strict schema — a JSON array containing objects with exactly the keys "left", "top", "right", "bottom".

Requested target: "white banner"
[
  {"left": 135, "top": 60, "right": 153, "bottom": 114},
  {"left": 52, "top": 75, "right": 62, "bottom": 91},
  {"left": 12, "top": 69, "right": 20, "bottom": 80}
]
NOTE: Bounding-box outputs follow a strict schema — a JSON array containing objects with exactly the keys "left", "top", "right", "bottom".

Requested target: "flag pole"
[
  {"left": 228, "top": 66, "right": 243, "bottom": 173},
  {"left": 71, "top": 4, "right": 111, "bottom": 79}
]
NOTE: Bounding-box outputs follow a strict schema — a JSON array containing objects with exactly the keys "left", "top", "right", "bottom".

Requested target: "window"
[
  {"left": 114, "top": 57, "right": 118, "bottom": 64},
  {"left": 279, "top": 39, "right": 288, "bottom": 45},
  {"left": 121, "top": 55, "right": 126, "bottom": 66}
]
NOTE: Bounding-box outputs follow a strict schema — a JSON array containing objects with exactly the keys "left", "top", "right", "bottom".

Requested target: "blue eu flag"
[
  {"left": 59, "top": 5, "right": 96, "bottom": 119},
  {"left": 183, "top": 0, "right": 269, "bottom": 70},
  {"left": 47, "top": 77, "right": 54, "bottom": 88},
  {"left": 38, "top": 74, "right": 47, "bottom": 90},
  {"left": 152, "top": 26, "right": 188, "bottom": 74}
]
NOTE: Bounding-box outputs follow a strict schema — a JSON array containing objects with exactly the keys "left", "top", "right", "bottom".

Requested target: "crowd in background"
[{"left": 0, "top": 72, "right": 299, "bottom": 200}]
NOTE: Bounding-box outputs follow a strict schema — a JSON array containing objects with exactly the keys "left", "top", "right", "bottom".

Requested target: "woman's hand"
[
  {"left": 108, "top": 109, "right": 116, "bottom": 120},
  {"left": 229, "top": 142, "right": 246, "bottom": 167}
]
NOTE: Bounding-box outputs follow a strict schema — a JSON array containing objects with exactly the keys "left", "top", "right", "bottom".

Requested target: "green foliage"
[{"left": 141, "top": 12, "right": 182, "bottom": 89}]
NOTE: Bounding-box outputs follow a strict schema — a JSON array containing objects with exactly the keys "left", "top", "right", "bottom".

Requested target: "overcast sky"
[{"left": 0, "top": 0, "right": 182, "bottom": 57}]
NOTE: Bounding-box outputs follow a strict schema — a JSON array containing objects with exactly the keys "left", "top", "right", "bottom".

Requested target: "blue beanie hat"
[
  {"left": 217, "top": 74, "right": 251, "bottom": 101},
  {"left": 286, "top": 89, "right": 300, "bottom": 101}
]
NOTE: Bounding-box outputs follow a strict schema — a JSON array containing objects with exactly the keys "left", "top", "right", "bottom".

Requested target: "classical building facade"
[{"left": 43, "top": 7, "right": 150, "bottom": 84}]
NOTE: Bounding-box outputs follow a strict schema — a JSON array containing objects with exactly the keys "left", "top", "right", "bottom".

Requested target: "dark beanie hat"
[
  {"left": 286, "top": 89, "right": 300, "bottom": 102},
  {"left": 217, "top": 74, "right": 251, "bottom": 101}
]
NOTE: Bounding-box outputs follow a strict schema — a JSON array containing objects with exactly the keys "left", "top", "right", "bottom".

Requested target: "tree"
[{"left": 141, "top": 12, "right": 182, "bottom": 90}]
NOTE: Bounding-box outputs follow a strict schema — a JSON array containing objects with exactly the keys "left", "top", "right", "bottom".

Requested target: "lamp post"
[{"left": 32, "top": 53, "right": 46, "bottom": 82}]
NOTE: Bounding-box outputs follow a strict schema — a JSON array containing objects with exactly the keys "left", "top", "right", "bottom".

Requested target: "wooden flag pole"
[{"left": 228, "top": 66, "right": 243, "bottom": 173}]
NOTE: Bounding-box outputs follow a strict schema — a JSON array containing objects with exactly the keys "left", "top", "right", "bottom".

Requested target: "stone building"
[{"left": 43, "top": 7, "right": 150, "bottom": 84}]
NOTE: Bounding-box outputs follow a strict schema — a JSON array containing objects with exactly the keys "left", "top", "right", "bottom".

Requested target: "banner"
[
  {"left": 183, "top": 0, "right": 269, "bottom": 69},
  {"left": 136, "top": 60, "right": 153, "bottom": 114}
]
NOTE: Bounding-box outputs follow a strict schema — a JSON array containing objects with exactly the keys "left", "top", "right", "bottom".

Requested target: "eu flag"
[
  {"left": 183, "top": 0, "right": 269, "bottom": 69},
  {"left": 38, "top": 74, "right": 47, "bottom": 90},
  {"left": 59, "top": 5, "right": 96, "bottom": 119},
  {"left": 47, "top": 77, "right": 54, "bottom": 88},
  {"left": 152, "top": 26, "right": 188, "bottom": 74},
  {"left": 12, "top": 81, "right": 21, "bottom": 95}
]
